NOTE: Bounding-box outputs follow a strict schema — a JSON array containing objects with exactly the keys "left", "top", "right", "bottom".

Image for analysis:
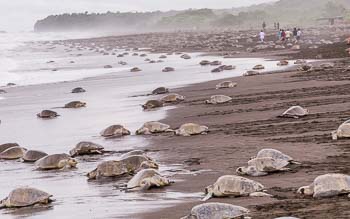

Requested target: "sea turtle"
[
  {"left": 277, "top": 60, "right": 289, "bottom": 66},
  {"left": 211, "top": 67, "right": 223, "bottom": 73},
  {"left": 181, "top": 203, "right": 250, "bottom": 219},
  {"left": 203, "top": 175, "right": 271, "bottom": 201},
  {"left": 37, "top": 110, "right": 59, "bottom": 119},
  {"left": 100, "top": 125, "right": 131, "bottom": 138},
  {"left": 221, "top": 65, "right": 235, "bottom": 70},
  {"left": 104, "top": 65, "right": 113, "bottom": 69},
  {"left": 87, "top": 155, "right": 158, "bottom": 180},
  {"left": 210, "top": 61, "right": 222, "bottom": 66},
  {"left": 243, "top": 70, "right": 260, "bottom": 76},
  {"left": 22, "top": 150, "right": 48, "bottom": 162},
  {"left": 298, "top": 64, "right": 313, "bottom": 71},
  {"left": 175, "top": 123, "right": 209, "bottom": 137},
  {"left": 216, "top": 81, "right": 237, "bottom": 89},
  {"left": 332, "top": 119, "right": 350, "bottom": 140},
  {"left": 199, "top": 60, "right": 211, "bottom": 66},
  {"left": 126, "top": 169, "right": 171, "bottom": 190},
  {"left": 136, "top": 122, "right": 173, "bottom": 135},
  {"left": 35, "top": 153, "right": 77, "bottom": 170},
  {"left": 0, "top": 187, "right": 53, "bottom": 208},
  {"left": 236, "top": 157, "right": 291, "bottom": 176},
  {"left": 320, "top": 63, "right": 334, "bottom": 69},
  {"left": 130, "top": 67, "right": 142, "bottom": 72},
  {"left": 256, "top": 148, "right": 294, "bottom": 162},
  {"left": 71, "top": 87, "right": 86, "bottom": 93},
  {"left": 152, "top": 87, "right": 169, "bottom": 95},
  {"left": 69, "top": 141, "right": 105, "bottom": 157},
  {"left": 297, "top": 173, "right": 350, "bottom": 198},
  {"left": 294, "top": 59, "right": 306, "bottom": 65},
  {"left": 0, "top": 89, "right": 6, "bottom": 94},
  {"left": 279, "top": 106, "right": 309, "bottom": 118},
  {"left": 142, "top": 100, "right": 164, "bottom": 110},
  {"left": 159, "top": 55, "right": 167, "bottom": 59},
  {"left": 0, "top": 147, "right": 27, "bottom": 160},
  {"left": 64, "top": 101, "right": 86, "bottom": 108},
  {"left": 253, "top": 64, "right": 265, "bottom": 70},
  {"left": 162, "top": 67, "right": 175, "bottom": 72},
  {"left": 160, "top": 94, "right": 185, "bottom": 103},
  {"left": 0, "top": 143, "right": 19, "bottom": 153},
  {"left": 181, "top": 54, "right": 191, "bottom": 59},
  {"left": 205, "top": 95, "right": 232, "bottom": 104}
]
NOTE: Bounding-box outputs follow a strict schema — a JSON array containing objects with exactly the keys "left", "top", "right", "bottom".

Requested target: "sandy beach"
[{"left": 0, "top": 28, "right": 350, "bottom": 219}]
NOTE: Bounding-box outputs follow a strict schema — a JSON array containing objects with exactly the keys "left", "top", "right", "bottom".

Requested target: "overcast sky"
[{"left": 0, "top": 0, "right": 275, "bottom": 31}]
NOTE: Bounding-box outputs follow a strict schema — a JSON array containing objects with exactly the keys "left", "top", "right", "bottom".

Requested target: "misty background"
[{"left": 0, "top": 0, "right": 276, "bottom": 31}]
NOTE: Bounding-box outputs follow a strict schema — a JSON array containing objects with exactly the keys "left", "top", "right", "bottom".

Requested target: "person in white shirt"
[
  {"left": 297, "top": 29, "right": 302, "bottom": 41},
  {"left": 285, "top": 29, "right": 292, "bottom": 41},
  {"left": 259, "top": 30, "right": 265, "bottom": 42}
]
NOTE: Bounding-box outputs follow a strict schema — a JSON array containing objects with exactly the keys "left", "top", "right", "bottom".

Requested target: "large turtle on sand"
[
  {"left": 71, "top": 87, "right": 86, "bottom": 93},
  {"left": 332, "top": 119, "right": 350, "bottom": 140},
  {"left": 297, "top": 173, "right": 350, "bottom": 198},
  {"left": 256, "top": 148, "right": 295, "bottom": 162},
  {"left": 181, "top": 203, "right": 250, "bottom": 219},
  {"left": 205, "top": 95, "right": 232, "bottom": 104},
  {"left": 243, "top": 70, "right": 260, "bottom": 76},
  {"left": 0, "top": 187, "right": 53, "bottom": 208},
  {"left": 279, "top": 106, "right": 309, "bottom": 118},
  {"left": 69, "top": 141, "right": 104, "bottom": 157},
  {"left": 277, "top": 60, "right": 289, "bottom": 66},
  {"left": 253, "top": 64, "right": 265, "bottom": 70},
  {"left": 136, "top": 122, "right": 173, "bottom": 135},
  {"left": 152, "top": 87, "right": 169, "bottom": 95},
  {"left": 64, "top": 101, "right": 86, "bottom": 108},
  {"left": 87, "top": 155, "right": 158, "bottom": 180},
  {"left": 216, "top": 81, "right": 237, "bottom": 89},
  {"left": 22, "top": 150, "right": 48, "bottom": 162},
  {"left": 126, "top": 169, "right": 171, "bottom": 191},
  {"left": 0, "top": 147, "right": 27, "bottom": 160},
  {"left": 0, "top": 143, "right": 19, "bottom": 153},
  {"left": 35, "top": 153, "right": 77, "bottom": 170},
  {"left": 160, "top": 94, "right": 185, "bottom": 103},
  {"left": 203, "top": 175, "right": 271, "bottom": 201},
  {"left": 175, "top": 123, "right": 209, "bottom": 137},
  {"left": 142, "top": 100, "right": 164, "bottom": 110},
  {"left": 237, "top": 157, "right": 291, "bottom": 176},
  {"left": 37, "top": 110, "right": 59, "bottom": 119},
  {"left": 100, "top": 125, "right": 131, "bottom": 138}
]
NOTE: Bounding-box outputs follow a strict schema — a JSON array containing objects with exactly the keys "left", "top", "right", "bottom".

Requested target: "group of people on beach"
[{"left": 258, "top": 25, "right": 302, "bottom": 43}]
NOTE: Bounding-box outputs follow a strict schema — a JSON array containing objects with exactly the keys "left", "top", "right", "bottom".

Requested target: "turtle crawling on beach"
[
  {"left": 142, "top": 100, "right": 164, "bottom": 110},
  {"left": 126, "top": 169, "right": 171, "bottom": 191},
  {"left": 203, "top": 175, "right": 271, "bottom": 201},
  {"left": 279, "top": 106, "right": 309, "bottom": 118},
  {"left": 298, "top": 64, "right": 313, "bottom": 72},
  {"left": 37, "top": 110, "right": 59, "bottom": 119},
  {"left": 253, "top": 64, "right": 265, "bottom": 70},
  {"left": 294, "top": 59, "right": 306, "bottom": 65},
  {"left": 243, "top": 70, "right": 260, "bottom": 76},
  {"left": 205, "top": 95, "right": 232, "bottom": 104},
  {"left": 136, "top": 122, "right": 173, "bottom": 135},
  {"left": 160, "top": 93, "right": 185, "bottom": 103},
  {"left": 130, "top": 67, "right": 142, "bottom": 72},
  {"left": 175, "top": 123, "right": 209, "bottom": 137},
  {"left": 35, "top": 153, "right": 77, "bottom": 170},
  {"left": 64, "top": 101, "right": 86, "bottom": 108},
  {"left": 152, "top": 87, "right": 169, "bottom": 95},
  {"left": 22, "top": 150, "right": 48, "bottom": 162},
  {"left": 87, "top": 155, "right": 158, "bottom": 180},
  {"left": 297, "top": 173, "right": 350, "bottom": 198},
  {"left": 0, "top": 187, "right": 53, "bottom": 209},
  {"left": 181, "top": 203, "right": 250, "bottom": 219},
  {"left": 162, "top": 67, "right": 175, "bottom": 72},
  {"left": 181, "top": 54, "right": 191, "bottom": 59},
  {"left": 216, "top": 81, "right": 237, "bottom": 89},
  {"left": 71, "top": 87, "right": 86, "bottom": 93},
  {"left": 320, "top": 63, "right": 334, "bottom": 69},
  {"left": 100, "top": 125, "right": 131, "bottom": 138},
  {"left": 332, "top": 119, "right": 350, "bottom": 140},
  {"left": 199, "top": 60, "right": 211, "bottom": 66},
  {"left": 277, "top": 60, "right": 289, "bottom": 66},
  {"left": 0, "top": 147, "right": 27, "bottom": 160},
  {"left": 0, "top": 143, "right": 19, "bottom": 153},
  {"left": 69, "top": 141, "right": 104, "bottom": 157}
]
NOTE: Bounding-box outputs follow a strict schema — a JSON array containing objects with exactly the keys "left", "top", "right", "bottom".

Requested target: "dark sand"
[{"left": 134, "top": 43, "right": 350, "bottom": 218}]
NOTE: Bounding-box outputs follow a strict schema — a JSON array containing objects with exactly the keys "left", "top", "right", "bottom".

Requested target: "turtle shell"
[{"left": 3, "top": 187, "right": 52, "bottom": 207}]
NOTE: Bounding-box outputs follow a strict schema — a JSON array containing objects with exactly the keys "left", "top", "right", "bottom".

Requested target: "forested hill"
[{"left": 34, "top": 0, "right": 350, "bottom": 32}]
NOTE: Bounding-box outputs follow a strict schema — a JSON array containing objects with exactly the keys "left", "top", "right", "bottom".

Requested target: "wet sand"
[{"left": 136, "top": 54, "right": 350, "bottom": 217}]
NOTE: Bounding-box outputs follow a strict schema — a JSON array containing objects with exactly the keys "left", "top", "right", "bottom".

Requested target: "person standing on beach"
[
  {"left": 277, "top": 22, "right": 280, "bottom": 30},
  {"left": 262, "top": 21, "right": 266, "bottom": 30},
  {"left": 297, "top": 29, "right": 302, "bottom": 41},
  {"left": 277, "top": 29, "right": 282, "bottom": 40},
  {"left": 293, "top": 28, "right": 298, "bottom": 39},
  {"left": 285, "top": 29, "right": 292, "bottom": 41},
  {"left": 281, "top": 29, "right": 286, "bottom": 41},
  {"left": 259, "top": 30, "right": 265, "bottom": 42}
]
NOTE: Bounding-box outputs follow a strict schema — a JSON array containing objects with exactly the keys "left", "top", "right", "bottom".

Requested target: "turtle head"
[
  {"left": 68, "top": 158, "right": 78, "bottom": 168},
  {"left": 86, "top": 169, "right": 97, "bottom": 180},
  {"left": 203, "top": 185, "right": 214, "bottom": 201},
  {"left": 122, "top": 128, "right": 131, "bottom": 135},
  {"left": 236, "top": 166, "right": 248, "bottom": 175},
  {"left": 136, "top": 127, "right": 149, "bottom": 135},
  {"left": 331, "top": 130, "right": 338, "bottom": 140},
  {"left": 297, "top": 185, "right": 314, "bottom": 196},
  {"left": 140, "top": 160, "right": 159, "bottom": 170},
  {"left": 204, "top": 100, "right": 210, "bottom": 104}
]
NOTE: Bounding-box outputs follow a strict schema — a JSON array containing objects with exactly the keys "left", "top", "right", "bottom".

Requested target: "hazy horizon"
[{"left": 0, "top": 0, "right": 276, "bottom": 32}]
